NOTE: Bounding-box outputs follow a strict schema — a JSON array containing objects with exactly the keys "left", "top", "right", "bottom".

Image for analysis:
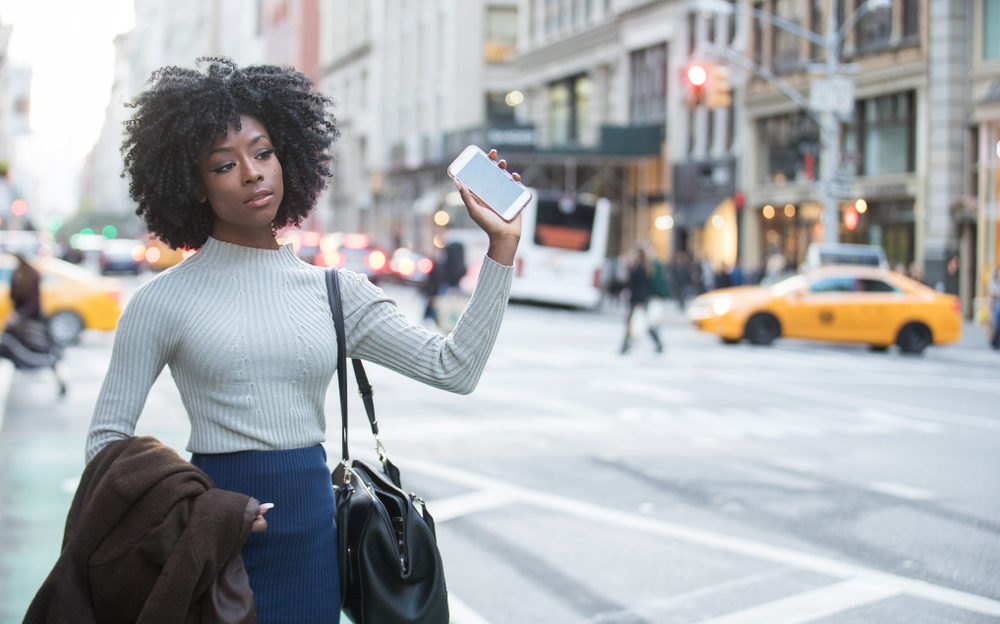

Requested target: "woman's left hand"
[{"left": 453, "top": 148, "right": 522, "bottom": 266}]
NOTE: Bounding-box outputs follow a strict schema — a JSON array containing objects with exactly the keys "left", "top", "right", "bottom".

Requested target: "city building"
[
  {"left": 971, "top": 0, "right": 1000, "bottom": 321},
  {"left": 739, "top": 0, "right": 998, "bottom": 317}
]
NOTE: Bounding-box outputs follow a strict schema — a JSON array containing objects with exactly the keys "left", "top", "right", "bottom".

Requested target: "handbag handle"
[{"left": 325, "top": 269, "right": 391, "bottom": 468}]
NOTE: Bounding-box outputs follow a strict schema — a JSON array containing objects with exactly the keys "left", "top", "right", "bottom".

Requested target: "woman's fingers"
[{"left": 251, "top": 502, "right": 274, "bottom": 533}]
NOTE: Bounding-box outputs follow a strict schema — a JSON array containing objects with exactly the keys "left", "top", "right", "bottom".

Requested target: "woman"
[
  {"left": 619, "top": 245, "right": 663, "bottom": 354},
  {"left": 85, "top": 58, "right": 520, "bottom": 621}
]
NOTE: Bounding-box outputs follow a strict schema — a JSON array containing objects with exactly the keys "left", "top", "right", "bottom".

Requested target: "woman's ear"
[{"left": 193, "top": 184, "right": 207, "bottom": 204}]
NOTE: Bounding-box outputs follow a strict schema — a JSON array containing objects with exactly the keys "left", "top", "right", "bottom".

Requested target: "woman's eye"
[
  {"left": 256, "top": 149, "right": 275, "bottom": 160},
  {"left": 211, "top": 162, "right": 235, "bottom": 174}
]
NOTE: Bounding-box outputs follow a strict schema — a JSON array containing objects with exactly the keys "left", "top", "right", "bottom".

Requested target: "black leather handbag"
[{"left": 326, "top": 268, "right": 450, "bottom": 624}]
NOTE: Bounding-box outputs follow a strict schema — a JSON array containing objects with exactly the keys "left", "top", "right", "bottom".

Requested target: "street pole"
[{"left": 820, "top": 0, "right": 842, "bottom": 244}]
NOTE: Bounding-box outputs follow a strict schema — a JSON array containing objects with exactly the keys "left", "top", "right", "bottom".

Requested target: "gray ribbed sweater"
[{"left": 85, "top": 237, "right": 513, "bottom": 462}]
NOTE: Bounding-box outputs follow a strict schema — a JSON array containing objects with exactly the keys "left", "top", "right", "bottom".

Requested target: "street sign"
[
  {"left": 809, "top": 77, "right": 855, "bottom": 115},
  {"left": 818, "top": 178, "right": 854, "bottom": 199}
]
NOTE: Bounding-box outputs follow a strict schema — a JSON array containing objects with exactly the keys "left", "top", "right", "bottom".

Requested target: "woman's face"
[{"left": 196, "top": 114, "right": 284, "bottom": 246}]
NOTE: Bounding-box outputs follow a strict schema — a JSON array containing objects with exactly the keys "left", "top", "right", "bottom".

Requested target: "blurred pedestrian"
[
  {"left": 0, "top": 253, "right": 66, "bottom": 395},
  {"left": 669, "top": 250, "right": 693, "bottom": 311},
  {"left": 989, "top": 266, "right": 1000, "bottom": 350},
  {"left": 620, "top": 245, "right": 663, "bottom": 354},
  {"left": 421, "top": 240, "right": 467, "bottom": 329},
  {"left": 73, "top": 57, "right": 522, "bottom": 622}
]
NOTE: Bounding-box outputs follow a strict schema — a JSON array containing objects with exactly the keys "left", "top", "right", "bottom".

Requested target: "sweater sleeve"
[
  {"left": 341, "top": 256, "right": 513, "bottom": 394},
  {"left": 85, "top": 283, "right": 173, "bottom": 463}
]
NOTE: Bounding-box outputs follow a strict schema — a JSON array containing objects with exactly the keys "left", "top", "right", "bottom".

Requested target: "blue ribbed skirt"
[{"left": 191, "top": 445, "right": 341, "bottom": 623}]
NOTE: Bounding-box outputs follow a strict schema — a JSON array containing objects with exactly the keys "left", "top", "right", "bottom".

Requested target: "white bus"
[{"left": 445, "top": 189, "right": 611, "bottom": 309}]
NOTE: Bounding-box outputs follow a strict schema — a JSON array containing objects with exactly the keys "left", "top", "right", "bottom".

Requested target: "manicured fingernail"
[{"left": 260, "top": 503, "right": 275, "bottom": 511}]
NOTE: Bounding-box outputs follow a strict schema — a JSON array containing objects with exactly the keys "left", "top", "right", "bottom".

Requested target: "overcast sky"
[{"left": 2, "top": 0, "right": 135, "bottom": 215}]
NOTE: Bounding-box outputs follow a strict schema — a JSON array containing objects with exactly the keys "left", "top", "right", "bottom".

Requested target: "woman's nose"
[{"left": 243, "top": 161, "right": 264, "bottom": 184}]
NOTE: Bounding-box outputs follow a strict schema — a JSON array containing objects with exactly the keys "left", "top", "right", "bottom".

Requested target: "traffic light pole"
[{"left": 696, "top": 0, "right": 890, "bottom": 244}]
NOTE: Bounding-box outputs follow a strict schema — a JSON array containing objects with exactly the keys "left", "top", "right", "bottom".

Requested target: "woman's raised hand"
[{"left": 453, "top": 148, "right": 522, "bottom": 266}]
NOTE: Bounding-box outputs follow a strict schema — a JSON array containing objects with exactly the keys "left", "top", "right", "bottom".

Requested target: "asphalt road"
[{"left": 2, "top": 278, "right": 999, "bottom": 623}]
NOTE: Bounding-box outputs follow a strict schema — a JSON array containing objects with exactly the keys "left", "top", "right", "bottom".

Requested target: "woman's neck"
[{"left": 210, "top": 225, "right": 279, "bottom": 250}]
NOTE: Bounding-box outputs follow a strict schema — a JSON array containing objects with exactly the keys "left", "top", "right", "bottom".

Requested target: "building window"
[
  {"left": 985, "top": 0, "right": 1000, "bottom": 60},
  {"left": 901, "top": 0, "right": 919, "bottom": 42},
  {"left": 752, "top": 1, "right": 764, "bottom": 65},
  {"left": 772, "top": 0, "right": 803, "bottom": 73},
  {"left": 856, "top": 4, "right": 893, "bottom": 54},
  {"left": 547, "top": 75, "right": 590, "bottom": 146},
  {"left": 757, "top": 111, "right": 820, "bottom": 185},
  {"left": 629, "top": 43, "right": 668, "bottom": 124},
  {"left": 484, "top": 6, "right": 518, "bottom": 63},
  {"left": 844, "top": 91, "right": 916, "bottom": 176},
  {"left": 486, "top": 92, "right": 517, "bottom": 126}
]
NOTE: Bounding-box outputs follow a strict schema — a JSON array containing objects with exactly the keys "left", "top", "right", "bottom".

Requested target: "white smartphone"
[{"left": 447, "top": 145, "right": 532, "bottom": 221}]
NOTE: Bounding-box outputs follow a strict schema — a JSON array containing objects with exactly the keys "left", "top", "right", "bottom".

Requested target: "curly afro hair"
[{"left": 121, "top": 57, "right": 339, "bottom": 249}]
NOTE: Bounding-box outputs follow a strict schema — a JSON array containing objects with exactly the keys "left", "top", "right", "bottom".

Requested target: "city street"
[{"left": 1, "top": 278, "right": 999, "bottom": 623}]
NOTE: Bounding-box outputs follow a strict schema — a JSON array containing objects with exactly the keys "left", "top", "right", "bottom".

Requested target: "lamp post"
[{"left": 696, "top": 0, "right": 891, "bottom": 243}]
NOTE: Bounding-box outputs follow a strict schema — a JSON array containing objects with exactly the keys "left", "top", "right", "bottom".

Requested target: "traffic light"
[
  {"left": 684, "top": 63, "right": 732, "bottom": 109},
  {"left": 685, "top": 64, "right": 708, "bottom": 107},
  {"left": 705, "top": 65, "right": 732, "bottom": 109}
]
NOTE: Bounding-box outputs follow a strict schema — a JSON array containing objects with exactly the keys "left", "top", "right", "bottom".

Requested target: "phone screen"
[{"left": 453, "top": 150, "right": 526, "bottom": 213}]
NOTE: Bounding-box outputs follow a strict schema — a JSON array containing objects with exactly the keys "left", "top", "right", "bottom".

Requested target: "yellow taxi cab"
[
  {"left": 686, "top": 265, "right": 961, "bottom": 354},
  {"left": 1, "top": 253, "right": 123, "bottom": 345}
]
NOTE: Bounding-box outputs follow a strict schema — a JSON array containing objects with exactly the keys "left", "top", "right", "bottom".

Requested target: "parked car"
[
  {"left": 686, "top": 265, "right": 961, "bottom": 354},
  {"left": 0, "top": 253, "right": 123, "bottom": 345},
  {"left": 99, "top": 238, "right": 147, "bottom": 275},
  {"left": 388, "top": 248, "right": 434, "bottom": 285}
]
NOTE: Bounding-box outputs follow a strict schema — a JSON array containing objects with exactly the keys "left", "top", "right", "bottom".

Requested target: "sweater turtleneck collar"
[{"left": 192, "top": 236, "right": 302, "bottom": 271}]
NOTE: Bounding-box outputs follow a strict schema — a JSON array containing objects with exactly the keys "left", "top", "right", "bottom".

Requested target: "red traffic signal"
[{"left": 686, "top": 64, "right": 708, "bottom": 87}]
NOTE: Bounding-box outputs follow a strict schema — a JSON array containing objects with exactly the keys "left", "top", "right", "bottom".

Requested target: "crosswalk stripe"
[{"left": 695, "top": 577, "right": 900, "bottom": 624}]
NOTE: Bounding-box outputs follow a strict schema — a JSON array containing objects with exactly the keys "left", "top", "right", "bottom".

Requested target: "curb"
[{"left": 0, "top": 358, "right": 13, "bottom": 434}]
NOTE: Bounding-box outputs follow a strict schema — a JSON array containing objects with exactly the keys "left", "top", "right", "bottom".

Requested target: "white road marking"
[
  {"left": 402, "top": 456, "right": 1000, "bottom": 618},
  {"left": 428, "top": 489, "right": 521, "bottom": 522},
  {"left": 696, "top": 577, "right": 901, "bottom": 624},
  {"left": 447, "top": 593, "right": 493, "bottom": 624},
  {"left": 868, "top": 481, "right": 936, "bottom": 501}
]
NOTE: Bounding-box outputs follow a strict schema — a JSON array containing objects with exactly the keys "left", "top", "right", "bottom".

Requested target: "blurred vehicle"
[
  {"left": 1, "top": 253, "right": 122, "bottom": 345},
  {"left": 142, "top": 235, "right": 193, "bottom": 271},
  {"left": 439, "top": 188, "right": 611, "bottom": 308},
  {"left": 100, "top": 238, "right": 147, "bottom": 275},
  {"left": 278, "top": 229, "right": 325, "bottom": 264},
  {"left": 0, "top": 230, "right": 42, "bottom": 256},
  {"left": 389, "top": 247, "right": 434, "bottom": 285},
  {"left": 68, "top": 233, "right": 107, "bottom": 270},
  {"left": 315, "top": 233, "right": 391, "bottom": 284},
  {"left": 801, "top": 242, "right": 888, "bottom": 271},
  {"left": 686, "top": 265, "right": 961, "bottom": 354}
]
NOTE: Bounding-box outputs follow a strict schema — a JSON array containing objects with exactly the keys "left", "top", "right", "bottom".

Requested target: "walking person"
[
  {"left": 78, "top": 58, "right": 521, "bottom": 622},
  {"left": 0, "top": 253, "right": 66, "bottom": 395},
  {"left": 620, "top": 245, "right": 664, "bottom": 354}
]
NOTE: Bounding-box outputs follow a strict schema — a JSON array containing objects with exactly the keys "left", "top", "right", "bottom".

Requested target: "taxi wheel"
[
  {"left": 48, "top": 311, "right": 85, "bottom": 347},
  {"left": 744, "top": 313, "right": 780, "bottom": 346},
  {"left": 897, "top": 323, "right": 931, "bottom": 355}
]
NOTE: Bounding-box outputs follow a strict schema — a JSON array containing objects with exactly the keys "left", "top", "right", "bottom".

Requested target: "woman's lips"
[{"left": 245, "top": 192, "right": 273, "bottom": 207}]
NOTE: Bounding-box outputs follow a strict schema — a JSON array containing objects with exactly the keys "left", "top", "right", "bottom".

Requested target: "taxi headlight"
[{"left": 712, "top": 297, "right": 732, "bottom": 316}]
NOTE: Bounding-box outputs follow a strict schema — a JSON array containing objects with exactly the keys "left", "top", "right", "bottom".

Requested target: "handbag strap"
[{"left": 325, "top": 269, "right": 387, "bottom": 465}]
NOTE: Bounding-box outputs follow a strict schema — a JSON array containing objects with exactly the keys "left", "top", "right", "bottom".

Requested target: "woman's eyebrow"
[{"left": 205, "top": 135, "right": 269, "bottom": 157}]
